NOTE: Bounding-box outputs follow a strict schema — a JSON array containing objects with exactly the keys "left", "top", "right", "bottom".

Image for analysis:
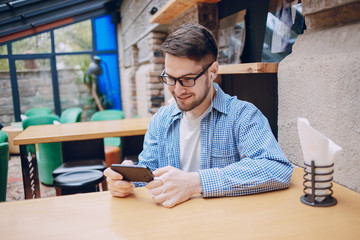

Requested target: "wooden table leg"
[{"left": 19, "top": 145, "right": 41, "bottom": 199}]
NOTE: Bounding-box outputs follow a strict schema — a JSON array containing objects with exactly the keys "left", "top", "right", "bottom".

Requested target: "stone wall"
[
  {"left": 0, "top": 68, "right": 95, "bottom": 127},
  {"left": 278, "top": 0, "right": 360, "bottom": 192},
  {"left": 0, "top": 71, "right": 13, "bottom": 125}
]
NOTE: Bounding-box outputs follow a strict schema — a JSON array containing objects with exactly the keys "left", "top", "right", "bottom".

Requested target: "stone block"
[
  {"left": 147, "top": 82, "right": 163, "bottom": 90},
  {"left": 150, "top": 64, "right": 164, "bottom": 72},
  {"left": 149, "top": 32, "right": 167, "bottom": 39},
  {"left": 302, "top": 0, "right": 357, "bottom": 15},
  {"left": 303, "top": 0, "right": 360, "bottom": 29},
  {"left": 148, "top": 38, "right": 163, "bottom": 46},
  {"left": 149, "top": 76, "right": 161, "bottom": 83},
  {"left": 148, "top": 89, "right": 160, "bottom": 96}
]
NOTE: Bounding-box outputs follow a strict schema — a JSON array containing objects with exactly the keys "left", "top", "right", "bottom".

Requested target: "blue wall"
[{"left": 94, "top": 15, "right": 121, "bottom": 110}]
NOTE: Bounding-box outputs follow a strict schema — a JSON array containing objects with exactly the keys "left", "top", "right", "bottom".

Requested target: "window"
[
  {"left": 0, "top": 45, "right": 7, "bottom": 55},
  {"left": 0, "top": 14, "right": 120, "bottom": 126},
  {"left": 54, "top": 20, "right": 92, "bottom": 53},
  {"left": 11, "top": 32, "right": 51, "bottom": 54},
  {"left": 15, "top": 59, "right": 54, "bottom": 112},
  {"left": 56, "top": 54, "right": 93, "bottom": 111},
  {"left": 0, "top": 59, "right": 13, "bottom": 123}
]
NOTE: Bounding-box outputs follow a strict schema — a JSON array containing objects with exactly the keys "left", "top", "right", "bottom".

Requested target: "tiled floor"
[{"left": 6, "top": 155, "right": 56, "bottom": 202}]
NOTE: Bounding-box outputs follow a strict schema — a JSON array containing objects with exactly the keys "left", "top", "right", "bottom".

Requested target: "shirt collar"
[{"left": 212, "top": 83, "right": 228, "bottom": 115}]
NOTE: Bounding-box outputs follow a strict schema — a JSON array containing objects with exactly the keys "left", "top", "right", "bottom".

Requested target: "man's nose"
[{"left": 174, "top": 80, "right": 185, "bottom": 93}]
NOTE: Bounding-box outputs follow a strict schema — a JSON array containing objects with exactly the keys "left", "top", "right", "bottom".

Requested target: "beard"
[{"left": 172, "top": 76, "right": 211, "bottom": 112}]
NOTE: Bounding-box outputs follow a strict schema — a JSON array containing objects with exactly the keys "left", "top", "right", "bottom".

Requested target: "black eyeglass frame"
[{"left": 160, "top": 62, "right": 214, "bottom": 87}]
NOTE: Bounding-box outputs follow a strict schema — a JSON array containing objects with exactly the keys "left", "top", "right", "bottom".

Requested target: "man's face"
[{"left": 164, "top": 54, "right": 212, "bottom": 113}]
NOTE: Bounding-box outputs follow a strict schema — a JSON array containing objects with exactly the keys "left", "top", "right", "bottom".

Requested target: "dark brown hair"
[{"left": 161, "top": 23, "right": 218, "bottom": 64}]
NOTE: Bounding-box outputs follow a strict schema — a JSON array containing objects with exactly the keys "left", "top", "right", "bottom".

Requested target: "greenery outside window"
[{"left": 11, "top": 32, "right": 51, "bottom": 54}]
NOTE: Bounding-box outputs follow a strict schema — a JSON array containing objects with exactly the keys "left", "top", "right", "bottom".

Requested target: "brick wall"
[{"left": 118, "top": 0, "right": 168, "bottom": 118}]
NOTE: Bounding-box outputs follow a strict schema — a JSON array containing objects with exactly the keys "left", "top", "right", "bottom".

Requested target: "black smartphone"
[{"left": 110, "top": 164, "right": 154, "bottom": 182}]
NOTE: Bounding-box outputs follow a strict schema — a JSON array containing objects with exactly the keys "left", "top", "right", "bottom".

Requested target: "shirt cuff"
[{"left": 198, "top": 168, "right": 225, "bottom": 198}]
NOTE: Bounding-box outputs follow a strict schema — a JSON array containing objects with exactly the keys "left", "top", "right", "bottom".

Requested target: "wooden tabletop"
[
  {"left": 0, "top": 168, "right": 359, "bottom": 240},
  {"left": 13, "top": 117, "right": 151, "bottom": 145},
  {"left": 218, "top": 62, "right": 279, "bottom": 74}
]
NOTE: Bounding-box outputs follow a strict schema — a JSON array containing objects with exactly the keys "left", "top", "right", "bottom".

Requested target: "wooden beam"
[
  {"left": 0, "top": 17, "right": 74, "bottom": 44},
  {"left": 218, "top": 62, "right": 279, "bottom": 74},
  {"left": 150, "top": 0, "right": 221, "bottom": 24}
]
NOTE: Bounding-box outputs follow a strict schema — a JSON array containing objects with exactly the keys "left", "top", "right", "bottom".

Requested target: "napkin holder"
[{"left": 300, "top": 160, "right": 337, "bottom": 207}]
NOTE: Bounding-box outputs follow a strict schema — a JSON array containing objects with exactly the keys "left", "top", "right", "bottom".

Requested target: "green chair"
[
  {"left": 22, "top": 114, "right": 63, "bottom": 185},
  {"left": 24, "top": 107, "right": 52, "bottom": 117},
  {"left": 0, "top": 130, "right": 9, "bottom": 202},
  {"left": 0, "top": 129, "right": 7, "bottom": 143},
  {"left": 60, "top": 107, "right": 83, "bottom": 123},
  {"left": 90, "top": 110, "right": 125, "bottom": 147}
]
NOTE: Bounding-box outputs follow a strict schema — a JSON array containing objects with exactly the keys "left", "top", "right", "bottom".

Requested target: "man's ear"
[{"left": 210, "top": 61, "right": 219, "bottom": 82}]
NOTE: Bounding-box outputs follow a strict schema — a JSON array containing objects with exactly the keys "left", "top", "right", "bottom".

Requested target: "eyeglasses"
[{"left": 160, "top": 62, "right": 213, "bottom": 87}]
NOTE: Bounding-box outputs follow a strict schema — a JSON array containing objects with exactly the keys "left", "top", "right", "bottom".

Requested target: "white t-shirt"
[{"left": 180, "top": 107, "right": 210, "bottom": 172}]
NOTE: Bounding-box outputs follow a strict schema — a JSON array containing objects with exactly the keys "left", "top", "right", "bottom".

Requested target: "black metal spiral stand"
[{"left": 300, "top": 160, "right": 337, "bottom": 207}]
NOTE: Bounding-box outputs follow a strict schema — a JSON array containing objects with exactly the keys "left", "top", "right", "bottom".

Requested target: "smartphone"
[{"left": 110, "top": 164, "right": 154, "bottom": 182}]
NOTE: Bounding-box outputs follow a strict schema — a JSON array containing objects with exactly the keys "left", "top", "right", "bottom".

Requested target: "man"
[{"left": 104, "top": 23, "right": 293, "bottom": 208}]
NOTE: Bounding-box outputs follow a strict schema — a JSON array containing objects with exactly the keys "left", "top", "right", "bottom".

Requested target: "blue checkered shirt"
[{"left": 137, "top": 83, "right": 293, "bottom": 197}]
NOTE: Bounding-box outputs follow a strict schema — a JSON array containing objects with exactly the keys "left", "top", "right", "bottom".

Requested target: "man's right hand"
[{"left": 103, "top": 160, "right": 135, "bottom": 198}]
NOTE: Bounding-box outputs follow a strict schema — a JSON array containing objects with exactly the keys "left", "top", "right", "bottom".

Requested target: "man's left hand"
[{"left": 146, "top": 166, "right": 202, "bottom": 208}]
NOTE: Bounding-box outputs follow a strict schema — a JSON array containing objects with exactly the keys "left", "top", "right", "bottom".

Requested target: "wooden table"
[
  {"left": 1, "top": 124, "right": 22, "bottom": 154},
  {"left": 0, "top": 168, "right": 359, "bottom": 240},
  {"left": 13, "top": 118, "right": 151, "bottom": 200}
]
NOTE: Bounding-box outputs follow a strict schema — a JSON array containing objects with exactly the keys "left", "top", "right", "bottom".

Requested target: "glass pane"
[
  {"left": 57, "top": 54, "right": 96, "bottom": 119},
  {"left": 12, "top": 32, "right": 51, "bottom": 54},
  {"left": 16, "top": 59, "right": 54, "bottom": 114},
  {"left": 0, "top": 59, "right": 14, "bottom": 126},
  {"left": 0, "top": 44, "right": 7, "bottom": 55},
  {"left": 54, "top": 20, "right": 92, "bottom": 53},
  {"left": 97, "top": 54, "right": 121, "bottom": 109},
  {"left": 0, "top": 58, "right": 9, "bottom": 71}
]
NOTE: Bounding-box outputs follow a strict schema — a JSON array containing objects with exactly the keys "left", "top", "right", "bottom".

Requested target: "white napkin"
[
  {"left": 53, "top": 120, "right": 61, "bottom": 125},
  {"left": 297, "top": 118, "right": 342, "bottom": 201},
  {"left": 20, "top": 114, "right": 27, "bottom": 120}
]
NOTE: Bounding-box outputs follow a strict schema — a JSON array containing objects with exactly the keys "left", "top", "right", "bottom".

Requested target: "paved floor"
[{"left": 6, "top": 155, "right": 56, "bottom": 201}]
